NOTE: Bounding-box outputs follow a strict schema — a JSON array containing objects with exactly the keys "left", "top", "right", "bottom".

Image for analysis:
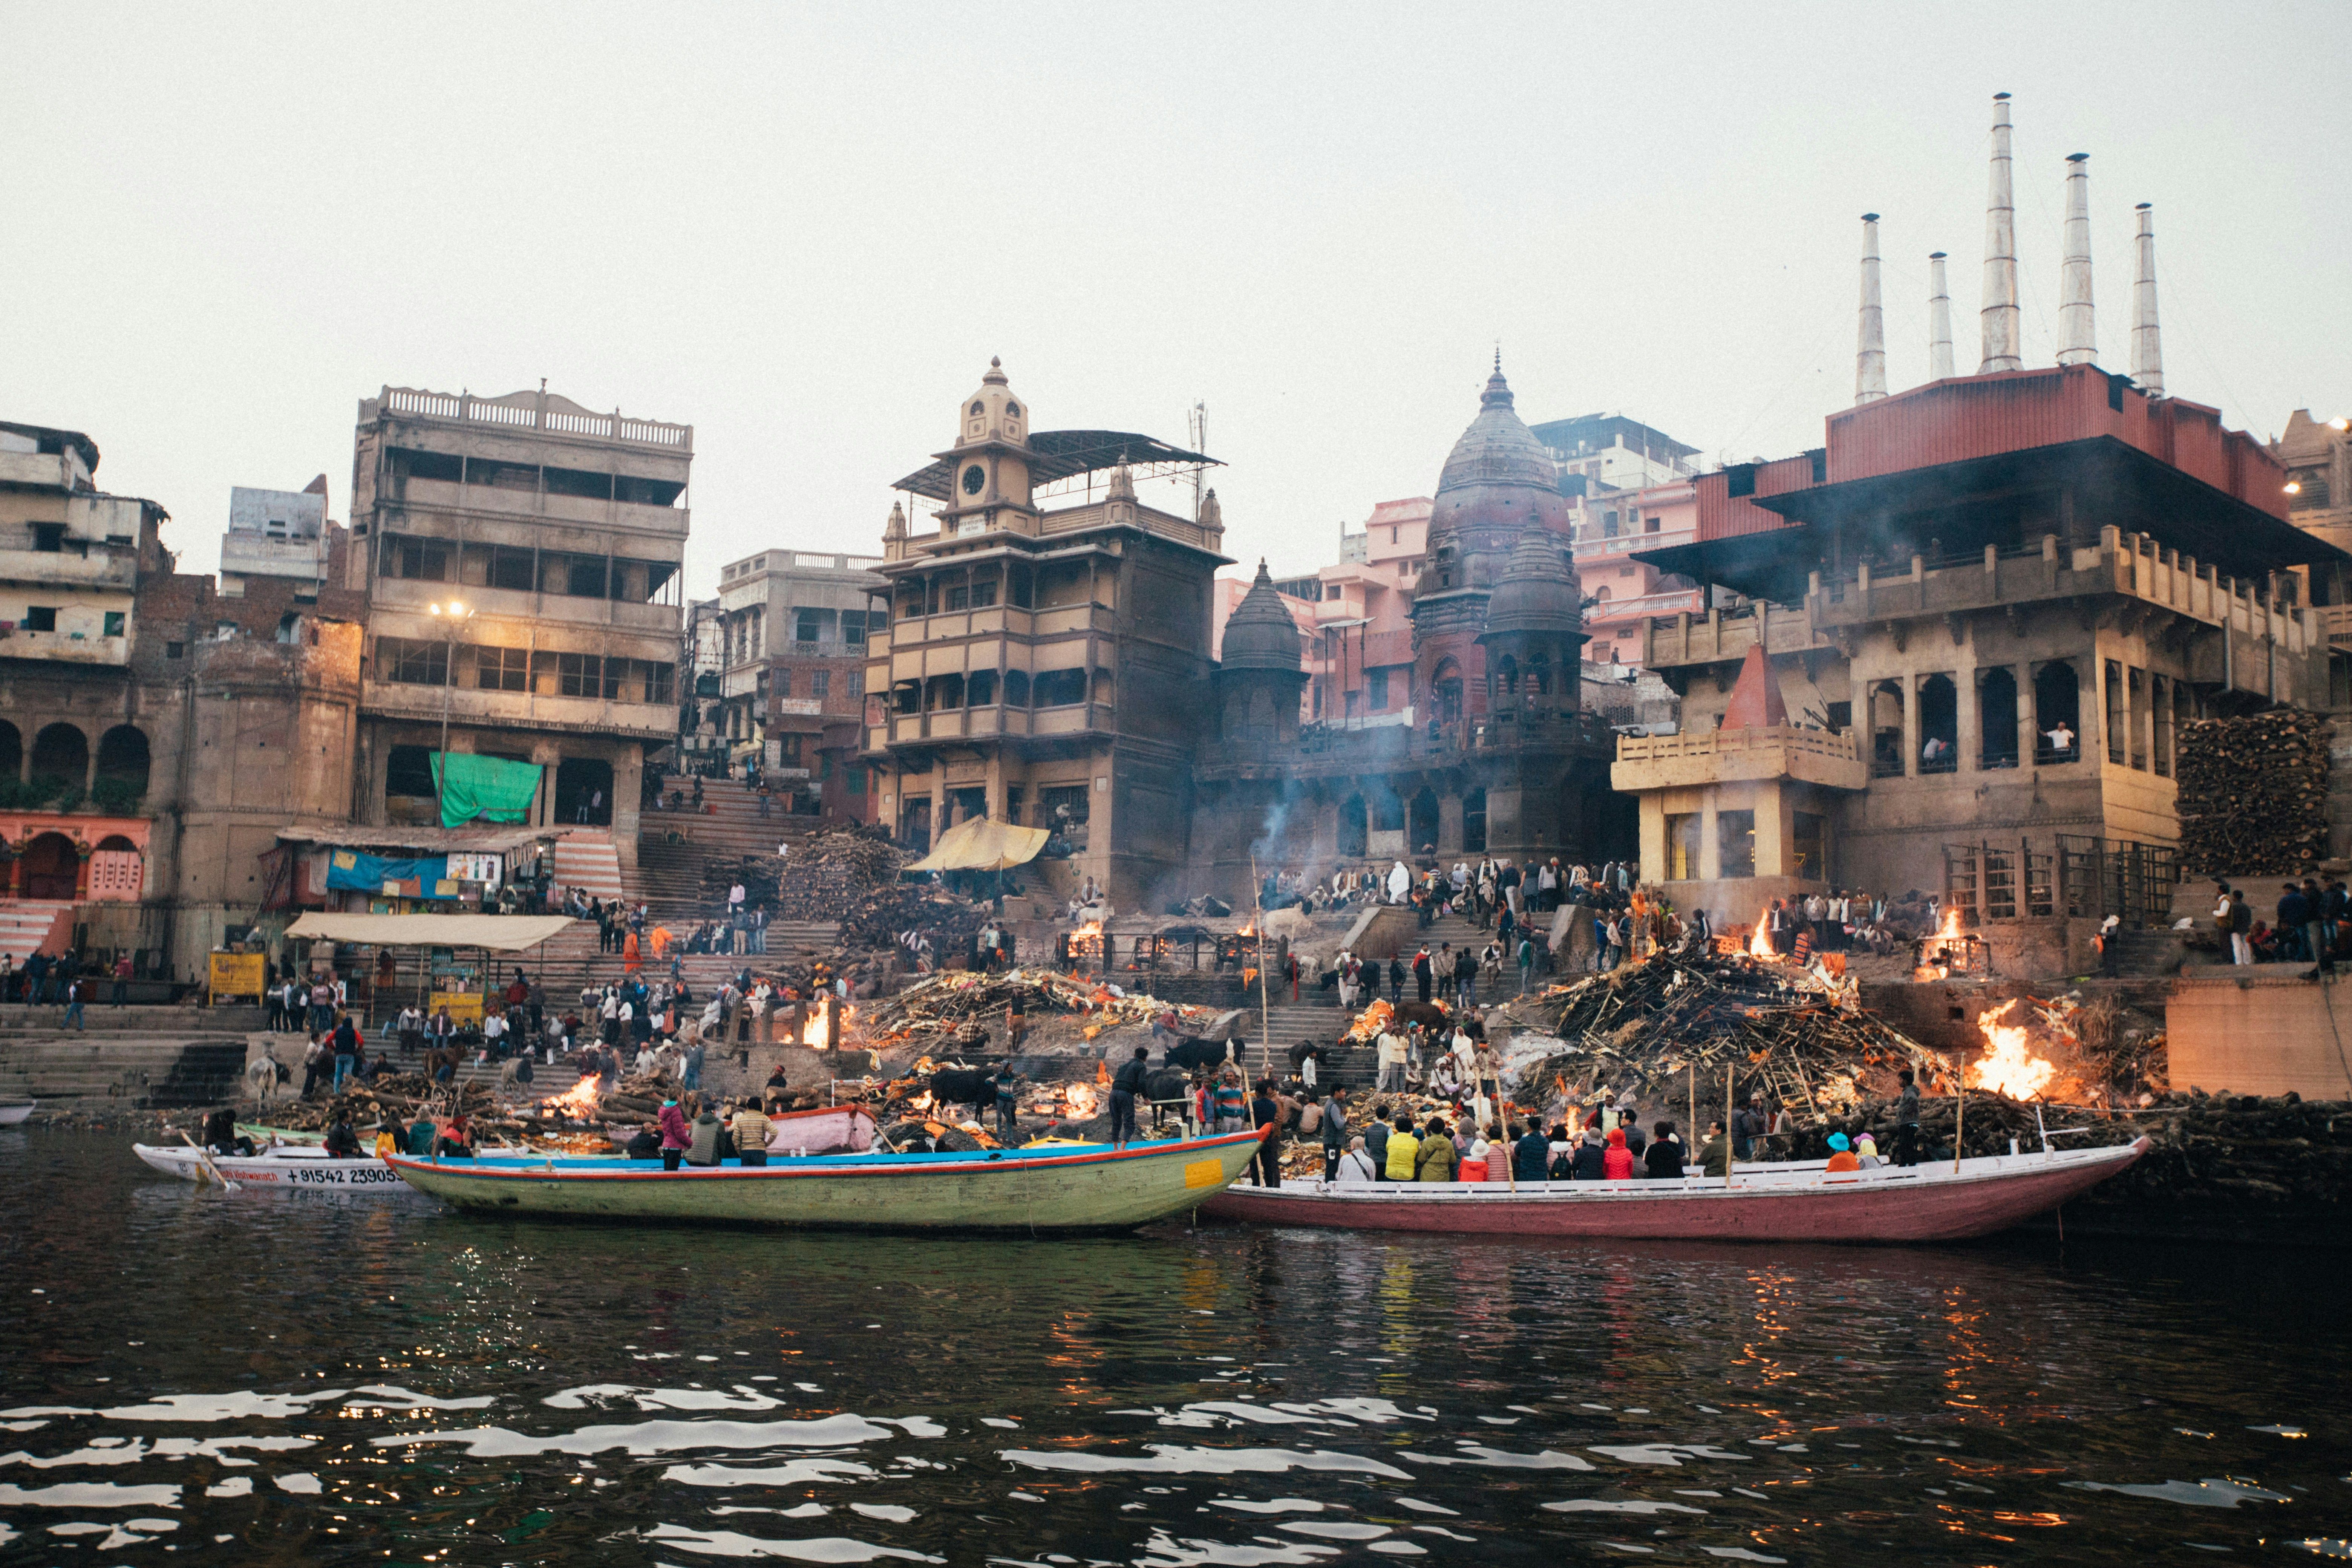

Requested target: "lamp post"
[{"left": 428, "top": 600, "right": 473, "bottom": 823}]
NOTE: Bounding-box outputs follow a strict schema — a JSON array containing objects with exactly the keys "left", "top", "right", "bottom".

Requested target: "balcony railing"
[{"left": 381, "top": 386, "right": 692, "bottom": 450}]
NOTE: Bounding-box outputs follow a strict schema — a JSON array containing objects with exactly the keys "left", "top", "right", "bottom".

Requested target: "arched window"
[
  {"left": 95, "top": 726, "right": 149, "bottom": 805},
  {"left": 0, "top": 719, "right": 19, "bottom": 781},
  {"left": 29, "top": 723, "right": 87, "bottom": 791},
  {"left": 1409, "top": 787, "right": 1440, "bottom": 852},
  {"left": 1004, "top": 669, "right": 1031, "bottom": 708},
  {"left": 1338, "top": 793, "right": 1368, "bottom": 857}
]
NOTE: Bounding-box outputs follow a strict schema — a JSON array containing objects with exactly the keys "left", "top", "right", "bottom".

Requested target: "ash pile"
[
  {"left": 859, "top": 966, "right": 1227, "bottom": 1063},
  {"left": 1516, "top": 949, "right": 1944, "bottom": 1119}
]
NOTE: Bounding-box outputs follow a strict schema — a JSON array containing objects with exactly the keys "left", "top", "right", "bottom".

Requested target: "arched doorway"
[
  {"left": 1918, "top": 675, "right": 1958, "bottom": 772},
  {"left": 1409, "top": 787, "right": 1440, "bottom": 853},
  {"left": 1463, "top": 788, "right": 1487, "bottom": 853},
  {"left": 88, "top": 833, "right": 143, "bottom": 900},
  {"left": 1868, "top": 681, "right": 1905, "bottom": 777},
  {"left": 1337, "top": 793, "right": 1368, "bottom": 858},
  {"left": 29, "top": 723, "right": 87, "bottom": 792},
  {"left": 0, "top": 720, "right": 19, "bottom": 781},
  {"left": 20, "top": 832, "right": 78, "bottom": 900},
  {"left": 96, "top": 725, "right": 150, "bottom": 802},
  {"left": 1978, "top": 669, "right": 2019, "bottom": 769},
  {"left": 2034, "top": 662, "right": 2081, "bottom": 761},
  {"left": 556, "top": 758, "right": 614, "bottom": 825}
]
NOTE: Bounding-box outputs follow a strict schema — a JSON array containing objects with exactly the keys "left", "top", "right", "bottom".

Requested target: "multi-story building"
[
  {"left": 2275, "top": 408, "right": 2352, "bottom": 556},
  {"left": 1531, "top": 412, "right": 1700, "bottom": 496},
  {"left": 1298, "top": 498, "right": 1427, "bottom": 730},
  {"left": 714, "top": 548, "right": 887, "bottom": 819},
  {"left": 219, "top": 479, "right": 334, "bottom": 598},
  {"left": 343, "top": 386, "right": 692, "bottom": 864},
  {"left": 863, "top": 358, "right": 1226, "bottom": 899},
  {"left": 1573, "top": 478, "right": 1701, "bottom": 668}
]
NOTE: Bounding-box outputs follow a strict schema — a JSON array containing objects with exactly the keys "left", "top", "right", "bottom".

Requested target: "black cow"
[
  {"left": 1141, "top": 1067, "right": 1196, "bottom": 1127},
  {"left": 1389, "top": 1001, "right": 1452, "bottom": 1031},
  {"left": 1285, "top": 1041, "right": 1329, "bottom": 1076},
  {"left": 927, "top": 1066, "right": 1002, "bottom": 1112},
  {"left": 1161, "top": 1036, "right": 1236, "bottom": 1072}
]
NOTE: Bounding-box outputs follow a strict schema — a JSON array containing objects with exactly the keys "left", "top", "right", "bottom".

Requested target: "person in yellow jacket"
[
  {"left": 1414, "top": 1117, "right": 1458, "bottom": 1182},
  {"left": 1383, "top": 1109, "right": 1420, "bottom": 1181}
]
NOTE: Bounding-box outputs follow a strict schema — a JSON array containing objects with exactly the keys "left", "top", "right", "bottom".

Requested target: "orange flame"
[
  {"left": 1064, "top": 1082, "right": 1100, "bottom": 1118},
  {"left": 1748, "top": 907, "right": 1775, "bottom": 959},
  {"left": 1966, "top": 1000, "right": 2057, "bottom": 1099},
  {"left": 547, "top": 1074, "right": 602, "bottom": 1117}
]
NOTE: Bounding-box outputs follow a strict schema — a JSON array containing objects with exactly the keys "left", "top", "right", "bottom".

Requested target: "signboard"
[
  {"left": 446, "top": 852, "right": 502, "bottom": 888},
  {"left": 207, "top": 951, "right": 265, "bottom": 1004},
  {"left": 430, "top": 991, "right": 485, "bottom": 1026}
]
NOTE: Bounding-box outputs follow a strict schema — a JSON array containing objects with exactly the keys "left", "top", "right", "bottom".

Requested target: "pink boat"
[{"left": 1200, "top": 1138, "right": 2149, "bottom": 1244}]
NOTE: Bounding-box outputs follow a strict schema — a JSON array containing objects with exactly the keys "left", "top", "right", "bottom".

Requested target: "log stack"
[{"left": 2176, "top": 709, "right": 2331, "bottom": 875}]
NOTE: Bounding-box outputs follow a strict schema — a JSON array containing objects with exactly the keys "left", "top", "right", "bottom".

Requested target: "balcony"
[
  {"left": 0, "top": 626, "right": 130, "bottom": 666},
  {"left": 0, "top": 548, "right": 140, "bottom": 591},
  {"left": 369, "top": 577, "right": 681, "bottom": 640},
  {"left": 872, "top": 703, "right": 1108, "bottom": 746},
  {"left": 393, "top": 476, "right": 689, "bottom": 537},
  {"left": 359, "top": 680, "right": 676, "bottom": 740},
  {"left": 1612, "top": 724, "right": 1867, "bottom": 794},
  {"left": 1642, "top": 602, "right": 1831, "bottom": 669},
  {"left": 380, "top": 386, "right": 692, "bottom": 451}
]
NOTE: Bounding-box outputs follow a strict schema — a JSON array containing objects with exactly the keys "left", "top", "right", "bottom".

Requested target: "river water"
[{"left": 0, "top": 1129, "right": 2345, "bottom": 1565}]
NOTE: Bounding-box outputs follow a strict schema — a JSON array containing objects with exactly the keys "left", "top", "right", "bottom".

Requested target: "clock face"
[{"left": 961, "top": 464, "right": 985, "bottom": 496}]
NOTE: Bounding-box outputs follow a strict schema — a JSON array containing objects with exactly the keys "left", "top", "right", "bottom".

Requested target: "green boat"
[{"left": 383, "top": 1129, "right": 1266, "bottom": 1233}]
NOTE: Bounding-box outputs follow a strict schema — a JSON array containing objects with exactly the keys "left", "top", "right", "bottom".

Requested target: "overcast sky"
[{"left": 5, "top": 2, "right": 2347, "bottom": 592}]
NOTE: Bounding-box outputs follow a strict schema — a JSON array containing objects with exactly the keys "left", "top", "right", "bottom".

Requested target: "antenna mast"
[{"left": 1188, "top": 401, "right": 1208, "bottom": 521}]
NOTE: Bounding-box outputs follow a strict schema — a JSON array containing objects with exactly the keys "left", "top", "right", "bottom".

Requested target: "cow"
[
  {"left": 1389, "top": 1001, "right": 1453, "bottom": 1031},
  {"left": 1161, "top": 1036, "right": 1236, "bottom": 1073},
  {"left": 498, "top": 1056, "right": 538, "bottom": 1092},
  {"left": 243, "top": 1049, "right": 287, "bottom": 1104},
  {"left": 926, "top": 1066, "right": 1003, "bottom": 1115}
]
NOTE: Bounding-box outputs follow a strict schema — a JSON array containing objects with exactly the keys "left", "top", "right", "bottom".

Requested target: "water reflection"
[{"left": 0, "top": 1130, "right": 2343, "bottom": 1565}]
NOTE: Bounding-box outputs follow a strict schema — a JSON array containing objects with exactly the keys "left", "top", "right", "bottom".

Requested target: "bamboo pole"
[
  {"left": 1250, "top": 852, "right": 1272, "bottom": 1080},
  {"left": 1954, "top": 1057, "right": 1965, "bottom": 1173},
  {"left": 1725, "top": 1064, "right": 1735, "bottom": 1189},
  {"left": 1688, "top": 1064, "right": 1696, "bottom": 1173}
]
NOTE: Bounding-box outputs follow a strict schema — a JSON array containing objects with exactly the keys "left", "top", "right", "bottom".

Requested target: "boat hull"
[
  {"left": 1200, "top": 1139, "right": 2149, "bottom": 1244},
  {"left": 132, "top": 1144, "right": 412, "bottom": 1192},
  {"left": 0, "top": 1103, "right": 32, "bottom": 1126},
  {"left": 385, "top": 1130, "right": 1265, "bottom": 1233}
]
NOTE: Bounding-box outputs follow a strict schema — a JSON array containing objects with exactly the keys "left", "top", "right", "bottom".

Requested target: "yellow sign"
[
  {"left": 207, "top": 951, "right": 265, "bottom": 1003},
  {"left": 431, "top": 991, "right": 485, "bottom": 1026},
  {"left": 1184, "top": 1158, "right": 1225, "bottom": 1190}
]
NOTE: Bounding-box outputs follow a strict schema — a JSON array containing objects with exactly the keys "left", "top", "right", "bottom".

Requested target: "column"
[
  {"left": 1901, "top": 672, "right": 1921, "bottom": 777},
  {"left": 1638, "top": 796, "right": 1666, "bottom": 885},
  {"left": 1752, "top": 782, "right": 1788, "bottom": 877},
  {"left": 1697, "top": 789, "right": 1722, "bottom": 881},
  {"left": 2015, "top": 663, "right": 2036, "bottom": 764},
  {"left": 1957, "top": 660, "right": 1981, "bottom": 772}
]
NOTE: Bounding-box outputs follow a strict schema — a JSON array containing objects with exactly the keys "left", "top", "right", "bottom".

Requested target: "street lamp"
[{"left": 428, "top": 600, "right": 473, "bottom": 822}]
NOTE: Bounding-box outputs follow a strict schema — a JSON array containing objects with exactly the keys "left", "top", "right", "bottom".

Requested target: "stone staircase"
[
  {"left": 0, "top": 1029, "right": 261, "bottom": 1109},
  {"left": 635, "top": 777, "right": 839, "bottom": 920},
  {"left": 0, "top": 901, "right": 75, "bottom": 966},
  {"left": 552, "top": 833, "right": 625, "bottom": 900}
]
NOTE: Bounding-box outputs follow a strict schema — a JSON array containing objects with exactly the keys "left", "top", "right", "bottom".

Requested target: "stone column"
[
  {"left": 2015, "top": 663, "right": 2037, "bottom": 763},
  {"left": 1901, "top": 672, "right": 1921, "bottom": 777},
  {"left": 1698, "top": 789, "right": 1722, "bottom": 881},
  {"left": 1638, "top": 795, "right": 1666, "bottom": 884},
  {"left": 1752, "top": 782, "right": 1788, "bottom": 878}
]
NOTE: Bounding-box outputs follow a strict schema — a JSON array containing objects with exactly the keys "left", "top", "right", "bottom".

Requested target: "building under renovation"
[
  {"left": 861, "top": 357, "right": 1626, "bottom": 909},
  {"left": 1611, "top": 93, "right": 2349, "bottom": 969}
]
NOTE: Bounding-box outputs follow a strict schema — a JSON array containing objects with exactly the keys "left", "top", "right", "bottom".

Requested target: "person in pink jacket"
[
  {"left": 1602, "top": 1126, "right": 1636, "bottom": 1180},
  {"left": 657, "top": 1098, "right": 692, "bottom": 1171}
]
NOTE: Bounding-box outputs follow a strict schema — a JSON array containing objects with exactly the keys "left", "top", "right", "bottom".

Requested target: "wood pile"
[
  {"left": 838, "top": 884, "right": 983, "bottom": 953},
  {"left": 769, "top": 827, "right": 905, "bottom": 923},
  {"left": 859, "top": 966, "right": 1217, "bottom": 1056},
  {"left": 2176, "top": 709, "right": 2331, "bottom": 874},
  {"left": 1519, "top": 950, "right": 1945, "bottom": 1118}
]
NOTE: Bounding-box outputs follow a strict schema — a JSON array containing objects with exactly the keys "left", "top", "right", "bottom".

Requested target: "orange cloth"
[{"left": 1825, "top": 1150, "right": 1860, "bottom": 1172}]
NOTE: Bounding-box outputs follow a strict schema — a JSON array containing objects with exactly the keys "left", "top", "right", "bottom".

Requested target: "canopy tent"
[
  {"left": 905, "top": 816, "right": 1050, "bottom": 873},
  {"left": 429, "top": 752, "right": 544, "bottom": 830},
  {"left": 284, "top": 913, "right": 574, "bottom": 951}
]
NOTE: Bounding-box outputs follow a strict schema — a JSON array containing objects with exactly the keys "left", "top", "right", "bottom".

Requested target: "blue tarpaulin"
[{"left": 325, "top": 849, "right": 459, "bottom": 900}]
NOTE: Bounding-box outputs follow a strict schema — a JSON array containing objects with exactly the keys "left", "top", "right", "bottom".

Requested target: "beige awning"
[
  {"left": 905, "top": 816, "right": 1050, "bottom": 873},
  {"left": 283, "top": 913, "right": 576, "bottom": 951}
]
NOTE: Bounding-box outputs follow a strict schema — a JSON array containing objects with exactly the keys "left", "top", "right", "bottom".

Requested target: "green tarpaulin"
[{"left": 430, "top": 753, "right": 544, "bottom": 829}]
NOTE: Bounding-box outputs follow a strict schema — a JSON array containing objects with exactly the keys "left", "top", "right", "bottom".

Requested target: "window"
[
  {"left": 811, "top": 670, "right": 830, "bottom": 700},
  {"left": 567, "top": 558, "right": 609, "bottom": 597},
  {"left": 1645, "top": 515, "right": 1660, "bottom": 533},
  {"left": 381, "top": 637, "right": 448, "bottom": 686},
  {"left": 166, "top": 641, "right": 185, "bottom": 659},
  {"left": 796, "top": 609, "right": 824, "bottom": 644},
  {"left": 641, "top": 662, "right": 674, "bottom": 704},
  {"left": 103, "top": 611, "right": 125, "bottom": 637},
  {"left": 848, "top": 669, "right": 864, "bottom": 698},
  {"left": 2288, "top": 468, "right": 2331, "bottom": 510},
  {"left": 1602, "top": 511, "right": 1619, "bottom": 537},
  {"left": 964, "top": 669, "right": 994, "bottom": 705},
  {"left": 21, "top": 606, "right": 57, "bottom": 632},
  {"left": 749, "top": 618, "right": 763, "bottom": 660},
  {"left": 1031, "top": 668, "right": 1088, "bottom": 707},
  {"left": 1717, "top": 810, "right": 1757, "bottom": 878},
  {"left": 944, "top": 584, "right": 969, "bottom": 612},
  {"left": 1617, "top": 565, "right": 1635, "bottom": 577},
  {"left": 1367, "top": 668, "right": 1390, "bottom": 709},
  {"left": 1667, "top": 813, "right": 1701, "bottom": 881},
  {"left": 557, "top": 652, "right": 617, "bottom": 699},
  {"left": 386, "top": 535, "right": 451, "bottom": 581},
  {"left": 30, "top": 524, "right": 63, "bottom": 553},
  {"left": 776, "top": 669, "right": 792, "bottom": 699},
  {"left": 842, "top": 611, "right": 867, "bottom": 648},
  {"left": 475, "top": 645, "right": 529, "bottom": 692},
  {"left": 1792, "top": 812, "right": 1827, "bottom": 880},
  {"left": 848, "top": 764, "right": 865, "bottom": 796}
]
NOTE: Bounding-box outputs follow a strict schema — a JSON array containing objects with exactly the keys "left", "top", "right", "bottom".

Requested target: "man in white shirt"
[{"left": 2044, "top": 719, "right": 2075, "bottom": 755}]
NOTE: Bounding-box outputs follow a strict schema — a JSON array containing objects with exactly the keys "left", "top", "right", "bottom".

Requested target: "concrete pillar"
[
  {"left": 1437, "top": 794, "right": 1464, "bottom": 854},
  {"left": 1901, "top": 672, "right": 1920, "bottom": 777},
  {"left": 2015, "top": 663, "right": 2036, "bottom": 763},
  {"left": 1753, "top": 782, "right": 1788, "bottom": 877},
  {"left": 1639, "top": 796, "right": 1666, "bottom": 884},
  {"left": 1957, "top": 663, "right": 1982, "bottom": 772},
  {"left": 1698, "top": 789, "right": 1722, "bottom": 881}
]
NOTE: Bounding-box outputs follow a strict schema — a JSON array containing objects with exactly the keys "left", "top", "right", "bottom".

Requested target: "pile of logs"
[
  {"left": 1521, "top": 950, "right": 1946, "bottom": 1117},
  {"left": 768, "top": 828, "right": 906, "bottom": 923},
  {"left": 2176, "top": 709, "right": 2332, "bottom": 874}
]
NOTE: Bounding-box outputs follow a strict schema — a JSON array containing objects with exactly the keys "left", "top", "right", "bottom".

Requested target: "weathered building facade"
[{"left": 713, "top": 547, "right": 886, "bottom": 819}]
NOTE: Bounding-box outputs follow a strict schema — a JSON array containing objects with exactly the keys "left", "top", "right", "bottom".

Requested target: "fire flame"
[
  {"left": 1967, "top": 1000, "right": 2057, "bottom": 1099},
  {"left": 802, "top": 1004, "right": 851, "bottom": 1051},
  {"left": 1064, "top": 1082, "right": 1100, "bottom": 1118},
  {"left": 1748, "top": 908, "right": 1775, "bottom": 959},
  {"left": 1936, "top": 905, "right": 1965, "bottom": 942},
  {"left": 547, "top": 1075, "right": 602, "bottom": 1117},
  {"left": 1074, "top": 920, "right": 1104, "bottom": 939},
  {"left": 1236, "top": 923, "right": 1255, "bottom": 938}
]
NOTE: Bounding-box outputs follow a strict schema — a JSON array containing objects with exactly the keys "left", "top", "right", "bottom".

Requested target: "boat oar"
[{"left": 179, "top": 1131, "right": 240, "bottom": 1193}]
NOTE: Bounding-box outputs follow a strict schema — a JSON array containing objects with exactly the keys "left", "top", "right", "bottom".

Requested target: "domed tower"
[
  {"left": 1216, "top": 560, "right": 1307, "bottom": 750},
  {"left": 1477, "top": 523, "right": 1589, "bottom": 723},
  {"left": 932, "top": 357, "right": 1039, "bottom": 542},
  {"left": 1412, "top": 354, "right": 1573, "bottom": 735}
]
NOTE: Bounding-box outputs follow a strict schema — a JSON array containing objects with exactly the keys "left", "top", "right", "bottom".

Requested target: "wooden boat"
[
  {"left": 236, "top": 1121, "right": 323, "bottom": 1145},
  {"left": 1200, "top": 1138, "right": 2150, "bottom": 1244},
  {"left": 384, "top": 1128, "right": 1265, "bottom": 1232},
  {"left": 593, "top": 1103, "right": 877, "bottom": 1155},
  {"left": 0, "top": 1102, "right": 34, "bottom": 1127},
  {"left": 132, "top": 1141, "right": 412, "bottom": 1192}
]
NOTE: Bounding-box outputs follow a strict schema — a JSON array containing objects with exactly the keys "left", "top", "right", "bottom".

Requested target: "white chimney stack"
[
  {"left": 1927, "top": 251, "right": 1955, "bottom": 381},
  {"left": 2057, "top": 152, "right": 2096, "bottom": 366},
  {"left": 2132, "top": 201, "right": 2164, "bottom": 396},
  {"left": 1856, "top": 213, "right": 1887, "bottom": 404},
  {"left": 1980, "top": 92, "right": 2022, "bottom": 372}
]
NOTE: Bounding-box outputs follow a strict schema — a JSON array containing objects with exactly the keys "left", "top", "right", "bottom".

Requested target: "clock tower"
[{"left": 931, "top": 357, "right": 1038, "bottom": 541}]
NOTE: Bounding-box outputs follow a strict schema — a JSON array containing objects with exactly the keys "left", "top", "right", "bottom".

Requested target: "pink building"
[{"left": 1571, "top": 479, "right": 1700, "bottom": 668}]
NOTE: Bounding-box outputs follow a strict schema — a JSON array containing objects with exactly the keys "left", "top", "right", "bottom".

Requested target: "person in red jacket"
[
  {"left": 657, "top": 1098, "right": 692, "bottom": 1172},
  {"left": 1602, "top": 1125, "right": 1635, "bottom": 1180}
]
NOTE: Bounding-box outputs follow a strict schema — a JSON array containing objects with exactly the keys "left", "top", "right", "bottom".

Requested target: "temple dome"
[
  {"left": 1480, "top": 524, "right": 1585, "bottom": 639},
  {"left": 1220, "top": 560, "right": 1303, "bottom": 672},
  {"left": 1426, "top": 356, "right": 1573, "bottom": 583}
]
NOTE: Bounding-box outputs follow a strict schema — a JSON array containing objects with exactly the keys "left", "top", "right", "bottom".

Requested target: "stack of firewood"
[{"left": 2175, "top": 709, "right": 2332, "bottom": 875}]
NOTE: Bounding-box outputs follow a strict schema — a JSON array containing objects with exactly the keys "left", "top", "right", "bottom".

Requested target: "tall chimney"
[
  {"left": 2057, "top": 152, "right": 2096, "bottom": 365},
  {"left": 1856, "top": 213, "right": 1887, "bottom": 404},
  {"left": 1927, "top": 251, "right": 1955, "bottom": 381},
  {"left": 2131, "top": 201, "right": 2164, "bottom": 396},
  {"left": 1980, "top": 92, "right": 2022, "bottom": 372}
]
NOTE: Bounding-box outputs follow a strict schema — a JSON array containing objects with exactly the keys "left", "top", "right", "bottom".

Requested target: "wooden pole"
[
  {"left": 1725, "top": 1064, "right": 1735, "bottom": 1189},
  {"left": 1688, "top": 1064, "right": 1696, "bottom": 1174},
  {"left": 1954, "top": 1056, "right": 1966, "bottom": 1173}
]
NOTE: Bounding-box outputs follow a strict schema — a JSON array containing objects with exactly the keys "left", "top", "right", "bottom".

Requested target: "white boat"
[
  {"left": 0, "top": 1102, "right": 33, "bottom": 1126},
  {"left": 132, "top": 1141, "right": 413, "bottom": 1192}
]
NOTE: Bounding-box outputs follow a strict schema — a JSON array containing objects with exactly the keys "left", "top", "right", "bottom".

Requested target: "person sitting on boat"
[
  {"left": 406, "top": 1111, "right": 436, "bottom": 1157},
  {"left": 1512, "top": 1122, "right": 1551, "bottom": 1184},
  {"left": 1696, "top": 1119, "right": 1730, "bottom": 1179},
  {"left": 1570, "top": 1127, "right": 1608, "bottom": 1181},
  {"left": 731, "top": 1102, "right": 770, "bottom": 1167},
  {"left": 1602, "top": 1126, "right": 1635, "bottom": 1180},
  {"left": 685, "top": 1106, "right": 726, "bottom": 1167},
  {"left": 1413, "top": 1118, "right": 1457, "bottom": 1182},
  {"left": 1854, "top": 1131, "right": 1882, "bottom": 1168},
  {"left": 323, "top": 1111, "right": 361, "bottom": 1159},
  {"left": 657, "top": 1098, "right": 691, "bottom": 1171},
  {"left": 202, "top": 1107, "right": 255, "bottom": 1158},
  {"left": 1644, "top": 1122, "right": 1687, "bottom": 1180},
  {"left": 1333, "top": 1135, "right": 1377, "bottom": 1184},
  {"left": 1383, "top": 1112, "right": 1420, "bottom": 1181},
  {"left": 625, "top": 1122, "right": 661, "bottom": 1161},
  {"left": 1824, "top": 1132, "right": 1861, "bottom": 1173},
  {"left": 438, "top": 1111, "right": 474, "bottom": 1159}
]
